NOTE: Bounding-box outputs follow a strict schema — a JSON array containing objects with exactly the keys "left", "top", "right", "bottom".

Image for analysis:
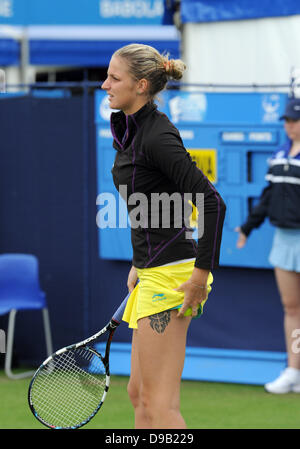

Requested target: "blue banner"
[
  {"left": 181, "top": 0, "right": 300, "bottom": 23},
  {"left": 0, "top": 0, "right": 164, "bottom": 25}
]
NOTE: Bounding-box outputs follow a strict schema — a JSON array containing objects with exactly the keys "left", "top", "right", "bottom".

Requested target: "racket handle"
[{"left": 112, "top": 292, "right": 130, "bottom": 323}]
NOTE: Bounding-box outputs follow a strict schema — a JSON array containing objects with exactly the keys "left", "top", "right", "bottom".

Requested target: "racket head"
[{"left": 28, "top": 345, "right": 109, "bottom": 429}]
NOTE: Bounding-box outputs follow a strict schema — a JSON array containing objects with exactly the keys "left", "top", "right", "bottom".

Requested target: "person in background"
[
  {"left": 236, "top": 97, "right": 300, "bottom": 394},
  {"left": 102, "top": 43, "right": 226, "bottom": 428}
]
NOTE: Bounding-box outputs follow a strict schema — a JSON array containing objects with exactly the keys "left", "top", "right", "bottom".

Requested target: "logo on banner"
[
  {"left": 262, "top": 94, "right": 281, "bottom": 123},
  {"left": 0, "top": 0, "right": 13, "bottom": 18},
  {"left": 100, "top": 0, "right": 163, "bottom": 19},
  {"left": 168, "top": 93, "right": 207, "bottom": 124},
  {"left": 99, "top": 95, "right": 113, "bottom": 121},
  {"left": 187, "top": 149, "right": 217, "bottom": 184}
]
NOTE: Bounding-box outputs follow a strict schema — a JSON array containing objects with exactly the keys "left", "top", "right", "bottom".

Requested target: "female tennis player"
[{"left": 102, "top": 44, "right": 226, "bottom": 428}]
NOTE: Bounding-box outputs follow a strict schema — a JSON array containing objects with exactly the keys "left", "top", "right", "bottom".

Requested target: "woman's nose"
[{"left": 101, "top": 79, "right": 109, "bottom": 90}]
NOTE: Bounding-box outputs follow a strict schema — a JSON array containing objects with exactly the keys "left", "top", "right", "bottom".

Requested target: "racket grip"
[{"left": 112, "top": 292, "right": 130, "bottom": 323}]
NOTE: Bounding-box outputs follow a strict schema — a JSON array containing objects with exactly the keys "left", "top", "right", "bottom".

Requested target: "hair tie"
[{"left": 164, "top": 60, "right": 173, "bottom": 73}]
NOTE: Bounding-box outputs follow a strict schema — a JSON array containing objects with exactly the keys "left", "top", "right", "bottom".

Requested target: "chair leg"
[
  {"left": 42, "top": 308, "right": 53, "bottom": 357},
  {"left": 5, "top": 309, "right": 35, "bottom": 380},
  {"left": 5, "top": 308, "right": 54, "bottom": 380}
]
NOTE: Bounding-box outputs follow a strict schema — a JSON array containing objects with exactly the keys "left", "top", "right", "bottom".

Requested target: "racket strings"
[{"left": 30, "top": 347, "right": 108, "bottom": 428}]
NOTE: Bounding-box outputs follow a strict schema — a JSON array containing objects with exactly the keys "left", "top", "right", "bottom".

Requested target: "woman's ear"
[{"left": 137, "top": 78, "right": 148, "bottom": 95}]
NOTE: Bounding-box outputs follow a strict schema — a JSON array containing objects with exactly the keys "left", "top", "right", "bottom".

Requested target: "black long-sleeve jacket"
[
  {"left": 110, "top": 102, "right": 226, "bottom": 270},
  {"left": 241, "top": 140, "right": 300, "bottom": 236}
]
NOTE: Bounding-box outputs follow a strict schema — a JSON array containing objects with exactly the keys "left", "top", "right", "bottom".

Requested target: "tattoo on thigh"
[{"left": 148, "top": 311, "right": 171, "bottom": 333}]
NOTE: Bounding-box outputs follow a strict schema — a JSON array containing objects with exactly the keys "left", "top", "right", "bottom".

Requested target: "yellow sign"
[{"left": 187, "top": 149, "right": 217, "bottom": 183}]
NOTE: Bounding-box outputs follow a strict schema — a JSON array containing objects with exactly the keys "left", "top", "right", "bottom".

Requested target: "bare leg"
[
  {"left": 129, "top": 310, "right": 191, "bottom": 429},
  {"left": 127, "top": 330, "right": 151, "bottom": 429},
  {"left": 274, "top": 267, "right": 300, "bottom": 369}
]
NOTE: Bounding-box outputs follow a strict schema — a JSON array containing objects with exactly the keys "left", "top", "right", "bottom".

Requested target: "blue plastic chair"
[{"left": 0, "top": 254, "right": 53, "bottom": 379}]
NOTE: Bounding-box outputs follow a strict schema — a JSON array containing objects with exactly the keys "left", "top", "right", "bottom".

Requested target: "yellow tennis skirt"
[{"left": 123, "top": 259, "right": 213, "bottom": 329}]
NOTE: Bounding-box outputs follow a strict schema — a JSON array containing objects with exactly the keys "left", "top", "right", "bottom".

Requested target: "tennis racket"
[{"left": 28, "top": 293, "right": 129, "bottom": 429}]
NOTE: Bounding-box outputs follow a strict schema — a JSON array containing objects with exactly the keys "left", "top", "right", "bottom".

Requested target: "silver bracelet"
[{"left": 189, "top": 281, "right": 207, "bottom": 289}]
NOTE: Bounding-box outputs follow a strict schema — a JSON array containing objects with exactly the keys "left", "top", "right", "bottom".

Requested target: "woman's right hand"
[
  {"left": 235, "top": 227, "right": 247, "bottom": 248},
  {"left": 127, "top": 266, "right": 138, "bottom": 293}
]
